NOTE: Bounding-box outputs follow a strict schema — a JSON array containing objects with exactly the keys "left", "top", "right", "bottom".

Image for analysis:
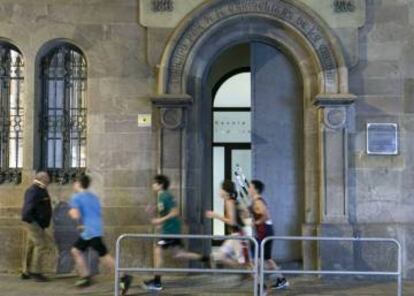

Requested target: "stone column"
[
  {"left": 315, "top": 94, "right": 356, "bottom": 271},
  {"left": 151, "top": 94, "right": 192, "bottom": 216}
]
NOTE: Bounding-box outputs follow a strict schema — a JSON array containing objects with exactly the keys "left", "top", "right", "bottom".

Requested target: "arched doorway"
[
  {"left": 209, "top": 42, "right": 304, "bottom": 263},
  {"left": 152, "top": 0, "right": 355, "bottom": 269}
]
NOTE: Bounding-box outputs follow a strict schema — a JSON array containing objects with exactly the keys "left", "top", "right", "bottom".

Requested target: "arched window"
[
  {"left": 40, "top": 43, "right": 87, "bottom": 183},
  {"left": 0, "top": 42, "right": 24, "bottom": 184}
]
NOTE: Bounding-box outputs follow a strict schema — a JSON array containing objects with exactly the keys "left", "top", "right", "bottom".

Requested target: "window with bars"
[
  {"left": 40, "top": 44, "right": 87, "bottom": 183},
  {"left": 0, "top": 43, "right": 24, "bottom": 184}
]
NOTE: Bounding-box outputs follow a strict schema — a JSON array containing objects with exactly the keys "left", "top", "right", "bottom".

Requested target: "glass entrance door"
[
  {"left": 212, "top": 72, "right": 251, "bottom": 236},
  {"left": 212, "top": 145, "right": 251, "bottom": 235}
]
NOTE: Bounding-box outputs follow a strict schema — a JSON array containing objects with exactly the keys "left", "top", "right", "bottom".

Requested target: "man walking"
[
  {"left": 21, "top": 171, "right": 52, "bottom": 282},
  {"left": 68, "top": 174, "right": 132, "bottom": 294}
]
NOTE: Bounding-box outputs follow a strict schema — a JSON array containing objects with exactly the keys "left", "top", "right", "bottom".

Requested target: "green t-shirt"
[{"left": 158, "top": 191, "right": 181, "bottom": 235}]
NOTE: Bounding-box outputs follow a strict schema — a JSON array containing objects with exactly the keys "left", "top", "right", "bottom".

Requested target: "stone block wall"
[
  {"left": 347, "top": 0, "right": 414, "bottom": 278},
  {"left": 0, "top": 0, "right": 414, "bottom": 280},
  {"left": 0, "top": 0, "right": 159, "bottom": 273},
  {"left": 350, "top": 0, "right": 414, "bottom": 224}
]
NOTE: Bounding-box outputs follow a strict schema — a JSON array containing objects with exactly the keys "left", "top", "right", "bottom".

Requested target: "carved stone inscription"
[
  {"left": 167, "top": 0, "right": 337, "bottom": 92},
  {"left": 152, "top": 0, "right": 174, "bottom": 12},
  {"left": 334, "top": 0, "right": 356, "bottom": 13}
]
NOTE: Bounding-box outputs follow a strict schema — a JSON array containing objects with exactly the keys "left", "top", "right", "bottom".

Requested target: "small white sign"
[{"left": 138, "top": 114, "right": 152, "bottom": 127}]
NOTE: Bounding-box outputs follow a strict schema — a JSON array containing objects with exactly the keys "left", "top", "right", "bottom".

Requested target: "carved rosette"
[
  {"left": 324, "top": 107, "right": 347, "bottom": 129},
  {"left": 160, "top": 107, "right": 184, "bottom": 130},
  {"left": 151, "top": 94, "right": 193, "bottom": 130}
]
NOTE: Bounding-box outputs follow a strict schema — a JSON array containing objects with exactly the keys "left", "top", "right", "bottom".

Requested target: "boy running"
[
  {"left": 143, "top": 174, "right": 209, "bottom": 291},
  {"left": 248, "top": 180, "right": 289, "bottom": 290},
  {"left": 68, "top": 175, "right": 133, "bottom": 295}
]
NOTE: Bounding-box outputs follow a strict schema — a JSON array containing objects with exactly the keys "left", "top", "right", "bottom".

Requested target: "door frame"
[
  {"left": 212, "top": 143, "right": 251, "bottom": 180},
  {"left": 212, "top": 83, "right": 251, "bottom": 238},
  {"left": 153, "top": 0, "right": 355, "bottom": 268},
  {"left": 211, "top": 143, "right": 251, "bottom": 243}
]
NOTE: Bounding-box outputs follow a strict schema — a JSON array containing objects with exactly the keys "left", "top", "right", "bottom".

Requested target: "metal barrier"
[
  {"left": 260, "top": 236, "right": 402, "bottom": 296},
  {"left": 115, "top": 234, "right": 259, "bottom": 296}
]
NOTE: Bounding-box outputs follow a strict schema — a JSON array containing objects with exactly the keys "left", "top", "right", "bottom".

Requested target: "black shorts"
[
  {"left": 261, "top": 240, "right": 273, "bottom": 260},
  {"left": 157, "top": 238, "right": 183, "bottom": 249},
  {"left": 252, "top": 239, "right": 273, "bottom": 260},
  {"left": 256, "top": 224, "right": 274, "bottom": 260},
  {"left": 73, "top": 237, "right": 108, "bottom": 257}
]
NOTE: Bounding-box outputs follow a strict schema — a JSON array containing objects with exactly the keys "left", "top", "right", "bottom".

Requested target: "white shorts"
[{"left": 212, "top": 236, "right": 246, "bottom": 264}]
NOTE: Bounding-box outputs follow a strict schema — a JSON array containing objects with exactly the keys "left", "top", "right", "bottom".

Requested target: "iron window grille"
[
  {"left": 0, "top": 43, "right": 24, "bottom": 184},
  {"left": 40, "top": 44, "right": 87, "bottom": 184}
]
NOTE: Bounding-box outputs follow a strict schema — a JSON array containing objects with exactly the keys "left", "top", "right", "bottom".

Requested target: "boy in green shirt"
[
  {"left": 143, "top": 175, "right": 209, "bottom": 291},
  {"left": 157, "top": 190, "right": 182, "bottom": 239}
]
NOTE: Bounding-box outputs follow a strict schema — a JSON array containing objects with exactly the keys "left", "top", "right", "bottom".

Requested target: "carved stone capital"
[
  {"left": 151, "top": 94, "right": 193, "bottom": 129},
  {"left": 314, "top": 93, "right": 356, "bottom": 129},
  {"left": 314, "top": 93, "right": 356, "bottom": 107},
  {"left": 151, "top": 94, "right": 193, "bottom": 108}
]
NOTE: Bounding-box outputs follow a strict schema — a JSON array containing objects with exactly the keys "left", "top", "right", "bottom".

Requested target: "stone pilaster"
[
  {"left": 314, "top": 94, "right": 356, "bottom": 273},
  {"left": 315, "top": 94, "right": 356, "bottom": 224},
  {"left": 151, "top": 94, "right": 192, "bottom": 215}
]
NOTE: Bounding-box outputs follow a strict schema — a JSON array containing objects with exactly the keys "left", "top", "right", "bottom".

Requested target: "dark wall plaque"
[{"left": 367, "top": 123, "right": 399, "bottom": 155}]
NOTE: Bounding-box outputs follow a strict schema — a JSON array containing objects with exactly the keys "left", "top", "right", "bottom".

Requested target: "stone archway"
[
  {"left": 159, "top": 0, "right": 351, "bottom": 96},
  {"left": 152, "top": 0, "right": 356, "bottom": 269}
]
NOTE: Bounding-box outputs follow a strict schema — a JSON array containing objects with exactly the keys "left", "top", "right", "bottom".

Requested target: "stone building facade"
[{"left": 0, "top": 0, "right": 413, "bottom": 279}]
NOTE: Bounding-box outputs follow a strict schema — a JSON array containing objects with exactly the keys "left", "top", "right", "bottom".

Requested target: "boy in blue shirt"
[{"left": 69, "top": 175, "right": 132, "bottom": 294}]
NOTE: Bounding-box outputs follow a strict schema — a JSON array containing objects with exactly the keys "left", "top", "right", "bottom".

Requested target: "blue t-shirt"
[{"left": 70, "top": 191, "right": 103, "bottom": 240}]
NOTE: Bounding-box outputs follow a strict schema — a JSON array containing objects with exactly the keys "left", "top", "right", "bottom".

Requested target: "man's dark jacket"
[{"left": 21, "top": 184, "right": 52, "bottom": 229}]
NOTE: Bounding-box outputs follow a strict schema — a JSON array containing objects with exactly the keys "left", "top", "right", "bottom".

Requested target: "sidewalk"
[{"left": 0, "top": 273, "right": 411, "bottom": 296}]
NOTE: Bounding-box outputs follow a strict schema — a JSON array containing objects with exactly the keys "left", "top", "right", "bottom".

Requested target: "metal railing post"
[
  {"left": 397, "top": 240, "right": 403, "bottom": 296},
  {"left": 260, "top": 236, "right": 403, "bottom": 296},
  {"left": 114, "top": 234, "right": 402, "bottom": 296},
  {"left": 252, "top": 238, "right": 259, "bottom": 296},
  {"left": 114, "top": 234, "right": 259, "bottom": 295},
  {"left": 114, "top": 234, "right": 123, "bottom": 296},
  {"left": 259, "top": 238, "right": 265, "bottom": 296}
]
